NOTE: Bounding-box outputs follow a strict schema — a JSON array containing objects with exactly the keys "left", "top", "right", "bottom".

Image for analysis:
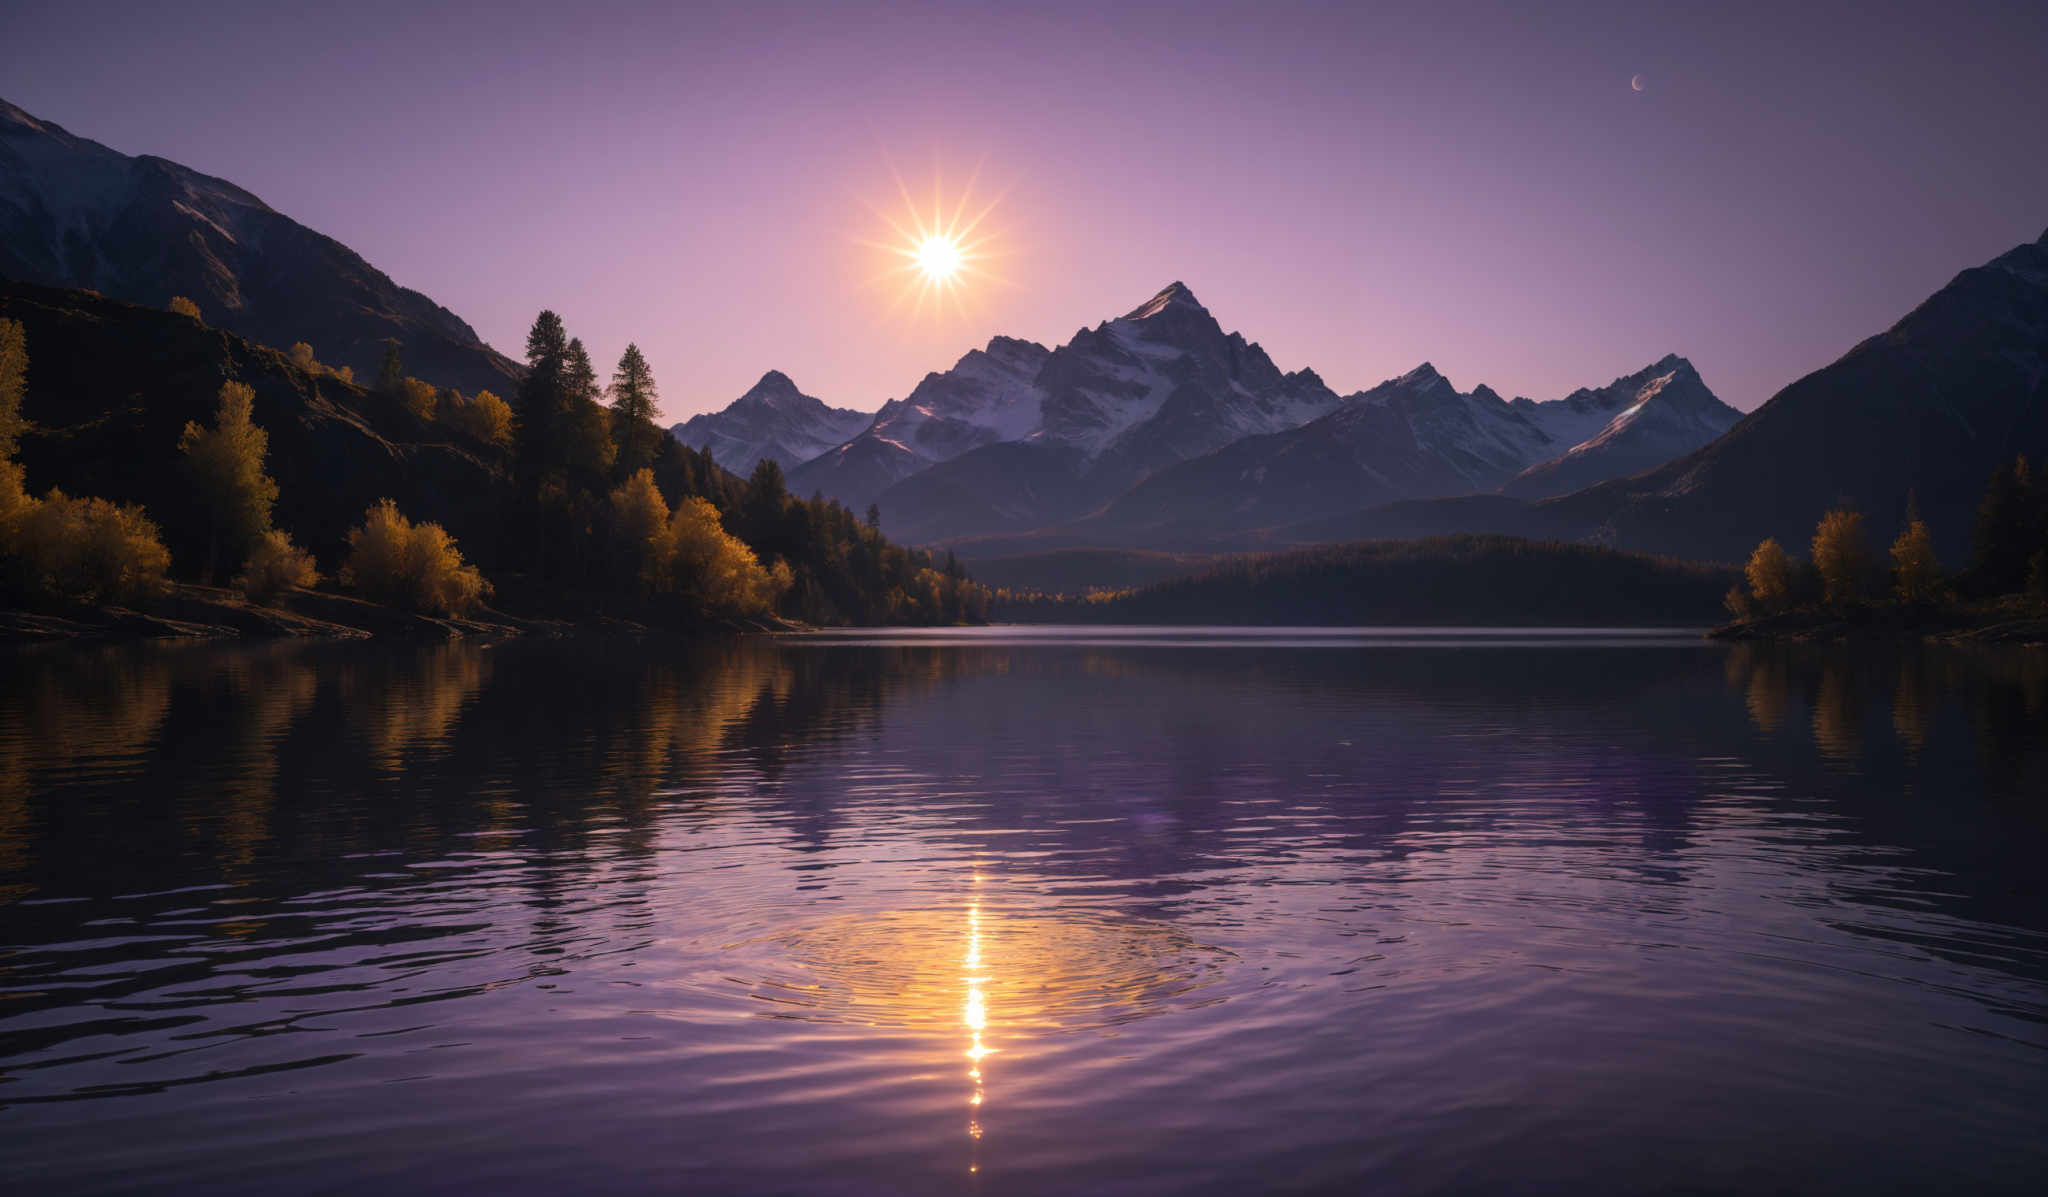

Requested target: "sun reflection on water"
[{"left": 964, "top": 892, "right": 990, "bottom": 1171}]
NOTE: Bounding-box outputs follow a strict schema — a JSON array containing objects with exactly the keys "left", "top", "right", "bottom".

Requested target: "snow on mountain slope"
[
  {"left": 783, "top": 335, "right": 1051, "bottom": 508},
  {"left": 1081, "top": 363, "right": 1535, "bottom": 541},
  {"left": 1503, "top": 356, "right": 1740, "bottom": 498},
  {"left": 670, "top": 370, "right": 870, "bottom": 475},
  {"left": 866, "top": 283, "right": 1352, "bottom": 541},
  {"left": 1367, "top": 365, "right": 1553, "bottom": 487}
]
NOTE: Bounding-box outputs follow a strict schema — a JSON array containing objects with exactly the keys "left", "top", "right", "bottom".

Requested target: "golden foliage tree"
[
  {"left": 340, "top": 499, "right": 489, "bottom": 616},
  {"left": 179, "top": 380, "right": 279, "bottom": 581},
  {"left": 288, "top": 342, "right": 321, "bottom": 373},
  {"left": 0, "top": 317, "right": 26, "bottom": 461},
  {"left": 1743, "top": 537, "right": 1792, "bottom": 614},
  {"left": 448, "top": 389, "right": 514, "bottom": 449},
  {"left": 168, "top": 296, "right": 202, "bottom": 321},
  {"left": 607, "top": 468, "right": 674, "bottom": 592},
  {"left": 1889, "top": 516, "right": 1941, "bottom": 605},
  {"left": 238, "top": 529, "right": 318, "bottom": 603},
  {"left": 398, "top": 377, "right": 438, "bottom": 422},
  {"left": 1811, "top": 508, "right": 1872, "bottom": 607},
  {"left": 667, "top": 495, "right": 786, "bottom": 618}
]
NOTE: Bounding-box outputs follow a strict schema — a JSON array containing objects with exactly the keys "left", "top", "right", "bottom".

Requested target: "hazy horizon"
[{"left": 5, "top": 0, "right": 2044, "bottom": 418}]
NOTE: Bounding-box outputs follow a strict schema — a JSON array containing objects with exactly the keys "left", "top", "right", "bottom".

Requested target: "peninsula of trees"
[
  {"left": 0, "top": 285, "right": 990, "bottom": 640},
  {"left": 1717, "top": 455, "right": 2048, "bottom": 641}
]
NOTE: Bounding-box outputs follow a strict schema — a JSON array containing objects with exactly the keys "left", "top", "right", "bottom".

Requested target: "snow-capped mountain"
[
  {"left": 0, "top": 97, "right": 519, "bottom": 395},
  {"left": 776, "top": 280, "right": 1730, "bottom": 545},
  {"left": 1502, "top": 355, "right": 1740, "bottom": 498},
  {"left": 1083, "top": 363, "right": 1541, "bottom": 539},
  {"left": 1068, "top": 355, "right": 1739, "bottom": 546},
  {"left": 1289, "top": 229, "right": 2048, "bottom": 564},
  {"left": 854, "top": 283, "right": 1349, "bottom": 540},
  {"left": 786, "top": 335, "right": 1050, "bottom": 506},
  {"left": 670, "top": 370, "right": 870, "bottom": 475}
]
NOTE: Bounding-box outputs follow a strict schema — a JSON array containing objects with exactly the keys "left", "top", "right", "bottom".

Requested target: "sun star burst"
[{"left": 860, "top": 164, "right": 1008, "bottom": 320}]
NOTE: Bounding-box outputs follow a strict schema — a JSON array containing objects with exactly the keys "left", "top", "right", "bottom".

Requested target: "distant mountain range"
[
  {"left": 0, "top": 97, "right": 519, "bottom": 396},
  {"left": 9, "top": 97, "right": 2033, "bottom": 578},
  {"left": 696, "top": 281, "right": 1738, "bottom": 546},
  {"left": 1290, "top": 229, "right": 2048, "bottom": 564}
]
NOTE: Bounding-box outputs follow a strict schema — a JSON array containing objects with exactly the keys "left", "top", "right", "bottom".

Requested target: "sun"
[
  {"left": 916, "top": 234, "right": 964, "bottom": 283},
  {"left": 860, "top": 165, "right": 1007, "bottom": 319}
]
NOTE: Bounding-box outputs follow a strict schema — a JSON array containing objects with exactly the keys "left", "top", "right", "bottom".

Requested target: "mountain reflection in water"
[{"left": 0, "top": 632, "right": 2042, "bottom": 1195}]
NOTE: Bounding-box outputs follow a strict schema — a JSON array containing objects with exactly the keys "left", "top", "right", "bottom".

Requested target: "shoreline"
[
  {"left": 1709, "top": 605, "right": 2048, "bottom": 646},
  {"left": 0, "top": 583, "right": 805, "bottom": 646}
]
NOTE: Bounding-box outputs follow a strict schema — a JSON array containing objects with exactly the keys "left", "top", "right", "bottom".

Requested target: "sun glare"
[
  {"left": 917, "top": 234, "right": 964, "bottom": 283},
  {"left": 862, "top": 165, "right": 1007, "bottom": 319}
]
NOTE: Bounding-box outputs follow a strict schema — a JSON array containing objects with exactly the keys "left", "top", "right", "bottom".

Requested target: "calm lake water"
[{"left": 1, "top": 629, "right": 2043, "bottom": 1194}]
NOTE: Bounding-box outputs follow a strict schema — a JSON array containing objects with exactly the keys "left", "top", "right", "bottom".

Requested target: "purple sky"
[{"left": 6, "top": 0, "right": 2044, "bottom": 417}]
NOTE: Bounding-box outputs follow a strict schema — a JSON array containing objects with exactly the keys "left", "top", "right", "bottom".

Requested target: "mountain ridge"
[{"left": 0, "top": 96, "right": 520, "bottom": 396}]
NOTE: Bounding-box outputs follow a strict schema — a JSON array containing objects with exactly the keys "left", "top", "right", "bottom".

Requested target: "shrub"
[
  {"left": 6, "top": 488, "right": 171, "bottom": 604},
  {"left": 168, "top": 296, "right": 202, "bottom": 321},
  {"left": 288, "top": 342, "right": 322, "bottom": 373},
  {"left": 340, "top": 498, "right": 489, "bottom": 616},
  {"left": 0, "top": 460, "right": 31, "bottom": 541},
  {"left": 238, "top": 529, "right": 318, "bottom": 603},
  {"left": 398, "top": 377, "right": 438, "bottom": 422},
  {"left": 445, "top": 389, "right": 515, "bottom": 449}
]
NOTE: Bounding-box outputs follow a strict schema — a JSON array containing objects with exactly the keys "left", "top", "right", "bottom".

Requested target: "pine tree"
[
  {"left": 565, "top": 338, "right": 599, "bottom": 406},
  {"left": 375, "top": 341, "right": 404, "bottom": 396},
  {"left": 1969, "top": 457, "right": 2030, "bottom": 594},
  {"left": 515, "top": 310, "right": 570, "bottom": 485},
  {"left": 178, "top": 380, "right": 280, "bottom": 582},
  {"left": 608, "top": 343, "right": 661, "bottom": 477}
]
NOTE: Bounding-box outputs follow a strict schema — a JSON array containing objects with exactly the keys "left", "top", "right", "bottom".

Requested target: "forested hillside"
[{"left": 0, "top": 282, "right": 987, "bottom": 628}]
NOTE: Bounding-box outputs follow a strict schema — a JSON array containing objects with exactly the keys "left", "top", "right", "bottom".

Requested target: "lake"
[{"left": 1, "top": 629, "right": 2043, "bottom": 1194}]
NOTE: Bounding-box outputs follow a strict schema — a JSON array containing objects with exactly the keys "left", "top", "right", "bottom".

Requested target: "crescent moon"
[{"left": 1631, "top": 74, "right": 1645, "bottom": 92}]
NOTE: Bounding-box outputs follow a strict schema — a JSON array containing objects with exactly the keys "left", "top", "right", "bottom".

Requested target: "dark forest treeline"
[
  {"left": 0, "top": 284, "right": 990, "bottom": 629},
  {"left": 997, "top": 536, "right": 1737, "bottom": 625}
]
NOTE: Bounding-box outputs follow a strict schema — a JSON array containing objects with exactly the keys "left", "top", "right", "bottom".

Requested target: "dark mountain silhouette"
[{"left": 0, "top": 97, "right": 519, "bottom": 396}]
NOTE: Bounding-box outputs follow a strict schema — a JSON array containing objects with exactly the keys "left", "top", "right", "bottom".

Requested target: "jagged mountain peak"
[
  {"left": 736, "top": 369, "right": 804, "bottom": 404},
  {"left": 1123, "top": 281, "right": 1207, "bottom": 321}
]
